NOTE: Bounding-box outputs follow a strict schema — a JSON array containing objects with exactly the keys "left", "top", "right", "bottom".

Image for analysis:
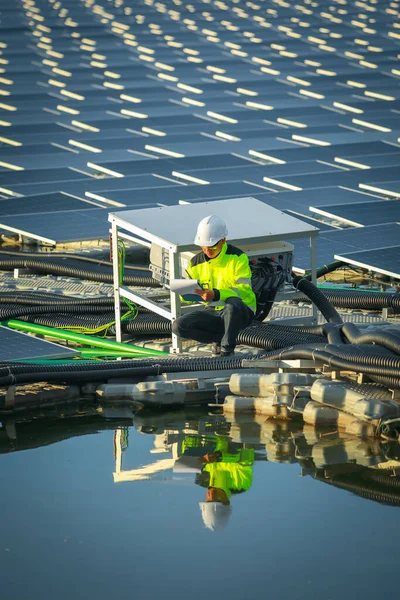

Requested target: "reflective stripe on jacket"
[{"left": 187, "top": 242, "right": 256, "bottom": 312}]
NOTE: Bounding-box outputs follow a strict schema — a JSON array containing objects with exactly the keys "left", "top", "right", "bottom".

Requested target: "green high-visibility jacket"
[{"left": 187, "top": 242, "right": 257, "bottom": 312}]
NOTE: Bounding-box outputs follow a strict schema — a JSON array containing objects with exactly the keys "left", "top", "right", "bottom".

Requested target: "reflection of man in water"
[{"left": 181, "top": 435, "right": 254, "bottom": 531}]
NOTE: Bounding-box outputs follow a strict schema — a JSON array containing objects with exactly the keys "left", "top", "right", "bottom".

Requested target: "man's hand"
[{"left": 195, "top": 288, "right": 215, "bottom": 302}]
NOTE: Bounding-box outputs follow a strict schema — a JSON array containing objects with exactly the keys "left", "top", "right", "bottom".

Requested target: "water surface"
[{"left": 1, "top": 407, "right": 399, "bottom": 600}]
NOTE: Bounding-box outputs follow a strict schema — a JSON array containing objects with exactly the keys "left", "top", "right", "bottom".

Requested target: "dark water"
[{"left": 1, "top": 406, "right": 400, "bottom": 600}]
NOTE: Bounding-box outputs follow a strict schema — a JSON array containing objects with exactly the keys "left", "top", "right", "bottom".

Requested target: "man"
[
  {"left": 197, "top": 438, "right": 254, "bottom": 532},
  {"left": 172, "top": 215, "right": 256, "bottom": 356}
]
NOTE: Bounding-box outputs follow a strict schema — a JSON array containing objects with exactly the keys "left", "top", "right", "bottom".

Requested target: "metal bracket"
[{"left": 5, "top": 385, "right": 16, "bottom": 408}]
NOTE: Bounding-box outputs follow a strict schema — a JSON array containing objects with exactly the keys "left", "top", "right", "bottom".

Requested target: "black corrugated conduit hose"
[
  {"left": 0, "top": 355, "right": 247, "bottom": 387},
  {"left": 256, "top": 346, "right": 400, "bottom": 384},
  {"left": 341, "top": 322, "right": 400, "bottom": 355},
  {"left": 320, "top": 290, "right": 400, "bottom": 312},
  {"left": 0, "top": 247, "right": 150, "bottom": 266},
  {"left": 293, "top": 288, "right": 400, "bottom": 312},
  {"left": 292, "top": 261, "right": 400, "bottom": 312},
  {"left": 124, "top": 317, "right": 337, "bottom": 343},
  {"left": 0, "top": 258, "right": 159, "bottom": 286},
  {"left": 3, "top": 308, "right": 329, "bottom": 349},
  {"left": 237, "top": 324, "right": 326, "bottom": 349},
  {"left": 0, "top": 303, "right": 136, "bottom": 321},
  {"left": 3, "top": 338, "right": 400, "bottom": 386},
  {"left": 0, "top": 296, "right": 117, "bottom": 307},
  {"left": 18, "top": 313, "right": 127, "bottom": 329},
  {"left": 320, "top": 344, "right": 400, "bottom": 369},
  {"left": 292, "top": 276, "right": 343, "bottom": 324},
  {"left": 302, "top": 261, "right": 345, "bottom": 281}
]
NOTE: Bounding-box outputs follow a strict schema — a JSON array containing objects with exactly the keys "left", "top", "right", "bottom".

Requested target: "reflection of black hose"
[
  {"left": 315, "top": 472, "right": 400, "bottom": 507},
  {"left": 292, "top": 276, "right": 343, "bottom": 324},
  {"left": 360, "top": 470, "right": 400, "bottom": 489},
  {"left": 0, "top": 258, "right": 159, "bottom": 286}
]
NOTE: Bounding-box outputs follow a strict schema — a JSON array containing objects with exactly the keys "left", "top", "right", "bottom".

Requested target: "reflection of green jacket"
[
  {"left": 204, "top": 462, "right": 253, "bottom": 499},
  {"left": 204, "top": 441, "right": 254, "bottom": 499},
  {"left": 181, "top": 434, "right": 221, "bottom": 455}
]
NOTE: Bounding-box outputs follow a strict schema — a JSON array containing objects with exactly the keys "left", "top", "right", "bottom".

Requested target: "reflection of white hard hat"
[
  {"left": 199, "top": 502, "right": 232, "bottom": 531},
  {"left": 194, "top": 215, "right": 228, "bottom": 247}
]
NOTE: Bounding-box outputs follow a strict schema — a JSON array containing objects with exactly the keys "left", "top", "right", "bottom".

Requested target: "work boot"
[{"left": 211, "top": 343, "right": 221, "bottom": 357}]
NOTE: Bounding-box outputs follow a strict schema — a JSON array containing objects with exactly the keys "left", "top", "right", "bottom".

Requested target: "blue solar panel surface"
[
  {"left": 0, "top": 0, "right": 399, "bottom": 280},
  {"left": 310, "top": 200, "right": 400, "bottom": 227},
  {"left": 0, "top": 327, "right": 78, "bottom": 360},
  {"left": 292, "top": 223, "right": 400, "bottom": 272},
  {"left": 334, "top": 247, "right": 400, "bottom": 280}
]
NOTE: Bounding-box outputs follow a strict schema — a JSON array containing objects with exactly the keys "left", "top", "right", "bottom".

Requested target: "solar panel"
[
  {"left": 283, "top": 211, "right": 339, "bottom": 232},
  {"left": 7, "top": 172, "right": 178, "bottom": 197},
  {"left": 0, "top": 192, "right": 93, "bottom": 218},
  {"left": 252, "top": 141, "right": 399, "bottom": 165},
  {"left": 335, "top": 246, "right": 400, "bottom": 280},
  {"left": 291, "top": 223, "right": 400, "bottom": 272},
  {"left": 260, "top": 165, "right": 400, "bottom": 192},
  {"left": 0, "top": 209, "right": 110, "bottom": 244},
  {"left": 0, "top": 168, "right": 89, "bottom": 187},
  {"left": 359, "top": 181, "right": 400, "bottom": 198},
  {"left": 0, "top": 326, "right": 78, "bottom": 361},
  {"left": 310, "top": 200, "right": 400, "bottom": 227}
]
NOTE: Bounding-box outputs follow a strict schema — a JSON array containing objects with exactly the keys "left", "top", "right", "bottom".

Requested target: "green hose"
[
  {"left": 78, "top": 349, "right": 156, "bottom": 358},
  {"left": 317, "top": 285, "right": 391, "bottom": 293},
  {"left": 5, "top": 320, "right": 169, "bottom": 356}
]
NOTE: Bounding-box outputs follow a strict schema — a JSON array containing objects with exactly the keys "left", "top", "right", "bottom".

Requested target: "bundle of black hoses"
[
  {"left": 0, "top": 247, "right": 150, "bottom": 265},
  {"left": 0, "top": 355, "right": 247, "bottom": 387},
  {"left": 0, "top": 257, "right": 159, "bottom": 286},
  {"left": 291, "top": 263, "right": 400, "bottom": 312},
  {"left": 1, "top": 279, "right": 399, "bottom": 387}
]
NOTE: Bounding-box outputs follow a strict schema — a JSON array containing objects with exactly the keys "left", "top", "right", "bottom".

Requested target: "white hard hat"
[
  {"left": 194, "top": 215, "right": 228, "bottom": 247},
  {"left": 199, "top": 502, "right": 232, "bottom": 532}
]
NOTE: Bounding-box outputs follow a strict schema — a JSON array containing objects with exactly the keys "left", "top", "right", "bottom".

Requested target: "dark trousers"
[{"left": 172, "top": 297, "right": 254, "bottom": 352}]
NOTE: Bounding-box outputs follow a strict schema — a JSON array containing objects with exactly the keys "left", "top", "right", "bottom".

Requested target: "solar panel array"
[
  {"left": 0, "top": 0, "right": 399, "bottom": 275},
  {"left": 0, "top": 326, "right": 78, "bottom": 360}
]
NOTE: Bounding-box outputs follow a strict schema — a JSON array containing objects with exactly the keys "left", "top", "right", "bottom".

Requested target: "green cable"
[
  {"left": 6, "top": 320, "right": 169, "bottom": 356},
  {"left": 118, "top": 240, "right": 126, "bottom": 285}
]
